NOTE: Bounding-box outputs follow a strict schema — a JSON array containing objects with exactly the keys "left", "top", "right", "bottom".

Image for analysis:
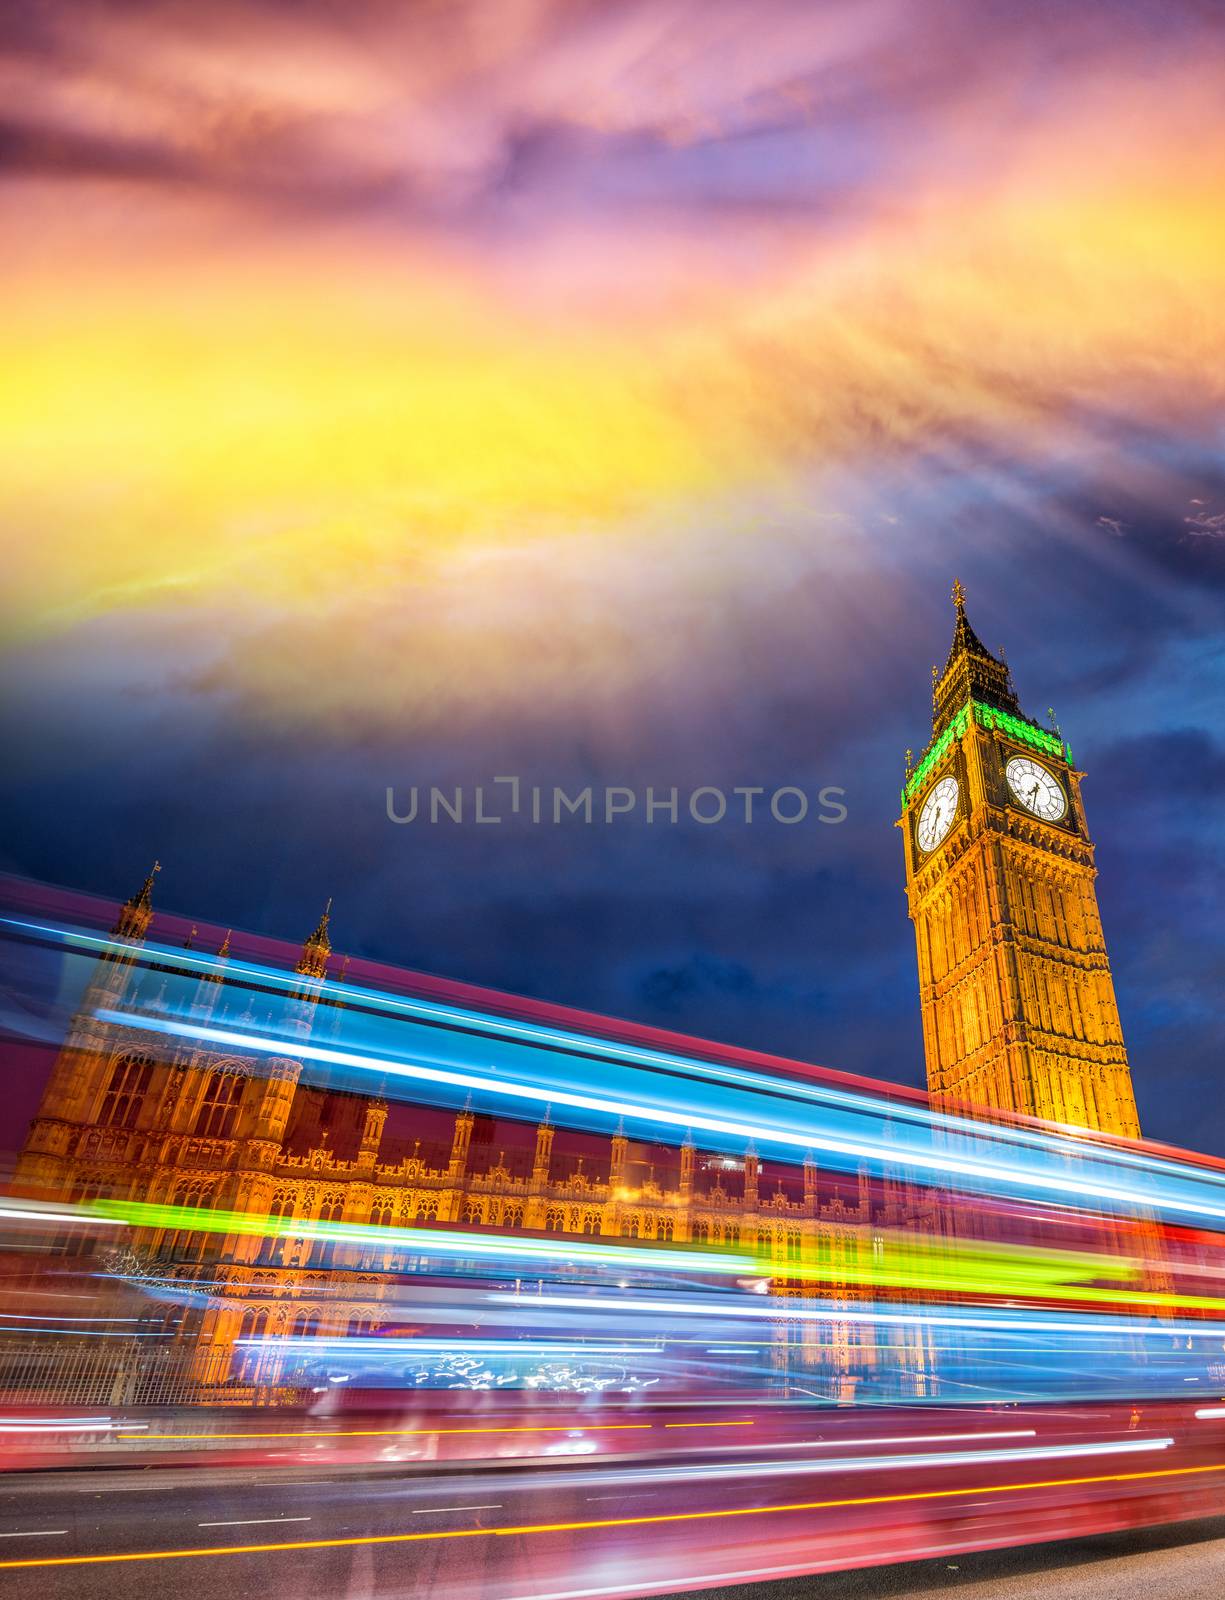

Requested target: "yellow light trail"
[
  {"left": 662, "top": 1420, "right": 755, "bottom": 1429},
  {"left": 3, "top": 1461, "right": 1222, "bottom": 1570},
  {"left": 121, "top": 1423, "right": 655, "bottom": 1442}
]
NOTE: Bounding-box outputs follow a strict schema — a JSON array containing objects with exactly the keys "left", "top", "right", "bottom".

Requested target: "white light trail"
[{"left": 92, "top": 1010, "right": 1225, "bottom": 1226}]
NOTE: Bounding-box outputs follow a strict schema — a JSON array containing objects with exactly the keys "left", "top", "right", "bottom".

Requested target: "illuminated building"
[
  {"left": 16, "top": 875, "right": 932, "bottom": 1399},
  {"left": 14, "top": 582, "right": 1140, "bottom": 1400},
  {"left": 901, "top": 582, "right": 1140, "bottom": 1138}
]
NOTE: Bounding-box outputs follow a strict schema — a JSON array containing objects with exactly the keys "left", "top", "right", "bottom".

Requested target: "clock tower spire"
[{"left": 900, "top": 583, "right": 1140, "bottom": 1139}]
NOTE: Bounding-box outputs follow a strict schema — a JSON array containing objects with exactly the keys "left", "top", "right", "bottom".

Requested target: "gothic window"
[
  {"left": 231, "top": 1308, "right": 269, "bottom": 1382},
  {"left": 346, "top": 1316, "right": 375, "bottom": 1337},
  {"left": 164, "top": 1179, "right": 215, "bottom": 1261},
  {"left": 692, "top": 1219, "right": 709, "bottom": 1243},
  {"left": 193, "top": 1070, "right": 243, "bottom": 1139},
  {"left": 464, "top": 1200, "right": 484, "bottom": 1225},
  {"left": 726, "top": 1225, "right": 740, "bottom": 1247},
  {"left": 369, "top": 1198, "right": 392, "bottom": 1228},
  {"left": 545, "top": 1208, "right": 565, "bottom": 1232},
  {"left": 622, "top": 1215, "right": 640, "bottom": 1239},
  {"left": 582, "top": 1211, "right": 600, "bottom": 1235},
  {"left": 503, "top": 1203, "right": 523, "bottom": 1227},
  {"left": 291, "top": 1310, "right": 322, "bottom": 1339},
  {"left": 658, "top": 1217, "right": 674, "bottom": 1241},
  {"left": 308, "top": 1195, "right": 344, "bottom": 1265},
  {"left": 786, "top": 1230, "right": 802, "bottom": 1261},
  {"left": 99, "top": 1053, "right": 154, "bottom": 1130},
  {"left": 261, "top": 1192, "right": 294, "bottom": 1264}
]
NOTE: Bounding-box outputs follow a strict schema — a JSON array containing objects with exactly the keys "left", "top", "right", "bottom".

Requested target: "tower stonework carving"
[{"left": 900, "top": 583, "right": 1140, "bottom": 1139}]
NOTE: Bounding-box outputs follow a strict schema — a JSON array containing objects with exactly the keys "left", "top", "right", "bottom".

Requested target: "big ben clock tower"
[{"left": 900, "top": 581, "right": 1140, "bottom": 1139}]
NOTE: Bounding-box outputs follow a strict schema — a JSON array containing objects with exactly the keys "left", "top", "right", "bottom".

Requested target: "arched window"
[
  {"left": 786, "top": 1230, "right": 802, "bottom": 1261},
  {"left": 193, "top": 1070, "right": 243, "bottom": 1139},
  {"left": 100, "top": 1054, "right": 154, "bottom": 1130},
  {"left": 545, "top": 1208, "right": 565, "bottom": 1232},
  {"left": 309, "top": 1195, "right": 344, "bottom": 1265},
  {"left": 622, "top": 1216, "right": 641, "bottom": 1239},
  {"left": 581, "top": 1212, "right": 600, "bottom": 1235},
  {"left": 659, "top": 1217, "right": 674, "bottom": 1241},
  {"left": 231, "top": 1308, "right": 268, "bottom": 1382},
  {"left": 369, "top": 1199, "right": 392, "bottom": 1228},
  {"left": 692, "top": 1219, "right": 709, "bottom": 1243},
  {"left": 262, "top": 1192, "right": 294, "bottom": 1264},
  {"left": 291, "top": 1310, "right": 322, "bottom": 1339},
  {"left": 164, "top": 1180, "right": 214, "bottom": 1260}
]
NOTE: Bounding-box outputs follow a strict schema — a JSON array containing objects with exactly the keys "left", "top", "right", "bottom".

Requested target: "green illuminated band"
[
  {"left": 904, "top": 701, "right": 1071, "bottom": 803},
  {"left": 83, "top": 1196, "right": 1225, "bottom": 1314}
]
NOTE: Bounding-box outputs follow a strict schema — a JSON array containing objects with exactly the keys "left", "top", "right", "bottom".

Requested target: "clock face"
[
  {"left": 916, "top": 774, "right": 959, "bottom": 853},
  {"left": 1005, "top": 755, "right": 1067, "bottom": 821}
]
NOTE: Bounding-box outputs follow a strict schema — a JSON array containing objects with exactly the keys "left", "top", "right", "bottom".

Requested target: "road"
[
  {"left": 0, "top": 1439, "right": 1223, "bottom": 1600},
  {"left": 683, "top": 1520, "right": 1225, "bottom": 1600}
]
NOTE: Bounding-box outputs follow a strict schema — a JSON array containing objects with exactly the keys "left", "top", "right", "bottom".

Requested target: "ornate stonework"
[{"left": 901, "top": 583, "right": 1140, "bottom": 1138}]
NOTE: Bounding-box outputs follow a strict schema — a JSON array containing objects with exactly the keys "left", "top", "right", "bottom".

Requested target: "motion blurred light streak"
[
  {"left": 79, "top": 1195, "right": 1225, "bottom": 1315},
  {"left": 429, "top": 1435, "right": 1176, "bottom": 1486},
  {"left": 2, "top": 916, "right": 1200, "bottom": 1177},
  {"left": 493, "top": 1291, "right": 1225, "bottom": 1342},
  {"left": 12, "top": 913, "right": 1225, "bottom": 1200},
  {"left": 91, "top": 1003, "right": 1225, "bottom": 1228}
]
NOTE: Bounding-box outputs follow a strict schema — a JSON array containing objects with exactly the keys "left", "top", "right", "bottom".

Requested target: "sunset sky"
[{"left": 2, "top": 1, "right": 1223, "bottom": 1149}]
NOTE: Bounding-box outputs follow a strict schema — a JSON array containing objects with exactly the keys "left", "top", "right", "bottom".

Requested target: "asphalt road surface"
[
  {"left": 669, "top": 1520, "right": 1225, "bottom": 1600},
  {"left": 0, "top": 1451, "right": 1223, "bottom": 1600}
]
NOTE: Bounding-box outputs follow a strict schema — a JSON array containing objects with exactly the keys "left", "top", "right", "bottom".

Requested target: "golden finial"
[
  {"left": 951, "top": 577, "right": 966, "bottom": 611},
  {"left": 931, "top": 663, "right": 939, "bottom": 686},
  {"left": 905, "top": 748, "right": 913, "bottom": 775},
  {"left": 218, "top": 930, "right": 232, "bottom": 960}
]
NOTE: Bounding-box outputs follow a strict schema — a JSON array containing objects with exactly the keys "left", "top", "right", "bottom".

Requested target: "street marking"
[
  {"left": 5, "top": 1461, "right": 1224, "bottom": 1569},
  {"left": 198, "top": 1518, "right": 312, "bottom": 1528},
  {"left": 410, "top": 1505, "right": 501, "bottom": 1515}
]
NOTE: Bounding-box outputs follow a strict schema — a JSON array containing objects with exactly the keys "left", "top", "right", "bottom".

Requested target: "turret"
[
  {"left": 112, "top": 861, "right": 159, "bottom": 945},
  {"left": 803, "top": 1151, "right": 818, "bottom": 1214},
  {"left": 743, "top": 1141, "right": 759, "bottom": 1208},
  {"left": 449, "top": 1101, "right": 474, "bottom": 1180},
  {"left": 609, "top": 1119, "right": 629, "bottom": 1190},
  {"left": 532, "top": 1110, "right": 554, "bottom": 1186},
  {"left": 680, "top": 1131, "right": 695, "bottom": 1201}
]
